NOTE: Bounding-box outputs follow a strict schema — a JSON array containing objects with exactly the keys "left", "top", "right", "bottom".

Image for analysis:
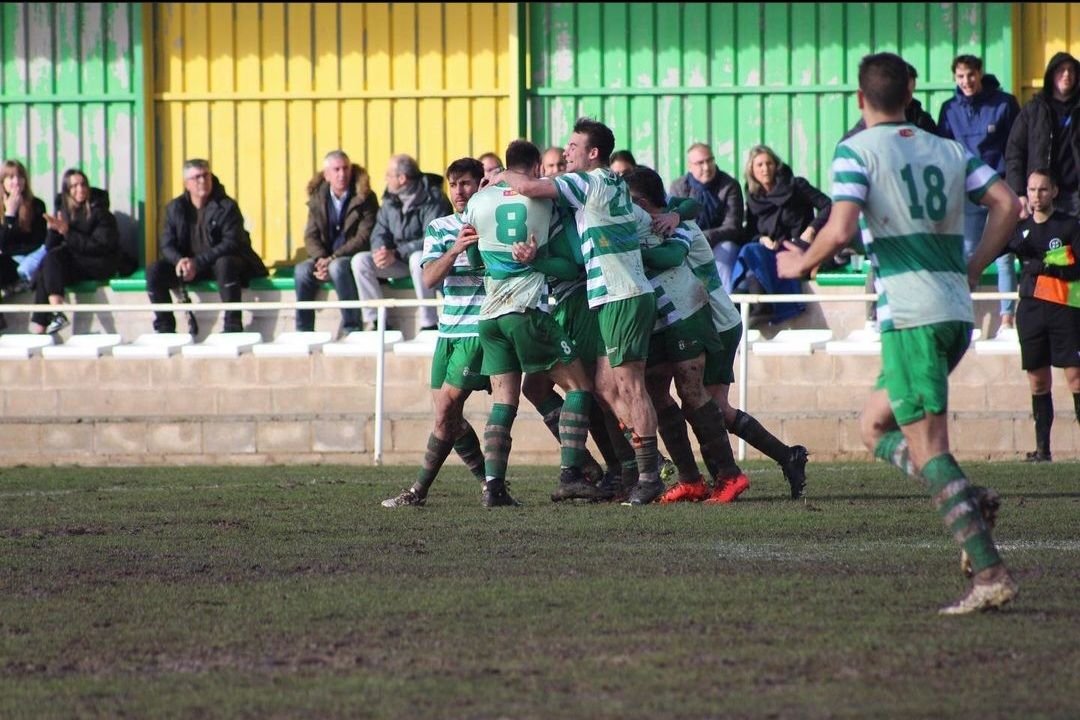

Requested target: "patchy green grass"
[{"left": 1, "top": 461, "right": 1077, "bottom": 719}]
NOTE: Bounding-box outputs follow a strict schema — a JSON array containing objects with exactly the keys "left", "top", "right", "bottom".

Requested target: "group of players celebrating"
[{"left": 384, "top": 52, "right": 1022, "bottom": 615}]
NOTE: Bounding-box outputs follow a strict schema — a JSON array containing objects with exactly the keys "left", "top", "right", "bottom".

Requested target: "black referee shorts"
[{"left": 1017, "top": 298, "right": 1080, "bottom": 370}]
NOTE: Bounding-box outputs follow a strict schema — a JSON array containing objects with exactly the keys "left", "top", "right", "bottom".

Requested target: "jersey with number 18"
[{"left": 832, "top": 122, "right": 999, "bottom": 331}]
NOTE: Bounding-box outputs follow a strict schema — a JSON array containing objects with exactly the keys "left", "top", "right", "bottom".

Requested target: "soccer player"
[
  {"left": 624, "top": 167, "right": 748, "bottom": 503},
  {"left": 466, "top": 140, "right": 597, "bottom": 507},
  {"left": 382, "top": 159, "right": 489, "bottom": 507},
  {"left": 492, "top": 118, "right": 664, "bottom": 505},
  {"left": 778, "top": 52, "right": 1020, "bottom": 614}
]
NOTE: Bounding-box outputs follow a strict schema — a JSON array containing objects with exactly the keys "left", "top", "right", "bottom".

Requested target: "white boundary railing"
[{"left": 1, "top": 291, "right": 1017, "bottom": 464}]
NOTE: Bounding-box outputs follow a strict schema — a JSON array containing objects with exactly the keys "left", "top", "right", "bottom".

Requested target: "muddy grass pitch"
[{"left": 2, "top": 462, "right": 1078, "bottom": 719}]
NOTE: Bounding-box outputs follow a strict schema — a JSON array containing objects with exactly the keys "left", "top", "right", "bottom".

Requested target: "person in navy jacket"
[{"left": 939, "top": 54, "right": 1022, "bottom": 334}]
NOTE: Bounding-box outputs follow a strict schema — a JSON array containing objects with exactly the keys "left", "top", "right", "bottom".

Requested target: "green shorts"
[
  {"left": 597, "top": 294, "right": 656, "bottom": 367},
  {"left": 479, "top": 309, "right": 577, "bottom": 376},
  {"left": 704, "top": 323, "right": 743, "bottom": 386},
  {"left": 647, "top": 307, "right": 724, "bottom": 368},
  {"left": 430, "top": 336, "right": 490, "bottom": 391},
  {"left": 552, "top": 288, "right": 603, "bottom": 363},
  {"left": 873, "top": 321, "right": 972, "bottom": 426}
]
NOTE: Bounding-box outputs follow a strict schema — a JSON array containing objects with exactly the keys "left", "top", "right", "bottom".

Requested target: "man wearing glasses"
[{"left": 146, "top": 159, "right": 267, "bottom": 333}]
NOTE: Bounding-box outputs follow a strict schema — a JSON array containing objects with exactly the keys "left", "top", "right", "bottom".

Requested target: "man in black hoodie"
[
  {"left": 1006, "top": 52, "right": 1080, "bottom": 217},
  {"left": 147, "top": 159, "right": 267, "bottom": 333}
]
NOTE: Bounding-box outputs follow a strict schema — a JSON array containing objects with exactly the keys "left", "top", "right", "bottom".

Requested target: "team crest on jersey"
[
  {"left": 1050, "top": 237, "right": 1063, "bottom": 249},
  {"left": 899, "top": 128, "right": 914, "bottom": 137},
  {"left": 502, "top": 190, "right": 517, "bottom": 196}
]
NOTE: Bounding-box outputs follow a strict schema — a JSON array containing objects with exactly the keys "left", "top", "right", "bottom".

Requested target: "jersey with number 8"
[
  {"left": 831, "top": 123, "right": 1000, "bottom": 330},
  {"left": 464, "top": 181, "right": 556, "bottom": 320}
]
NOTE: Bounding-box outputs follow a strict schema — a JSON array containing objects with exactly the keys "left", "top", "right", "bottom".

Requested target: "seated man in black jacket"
[{"left": 147, "top": 159, "right": 267, "bottom": 333}]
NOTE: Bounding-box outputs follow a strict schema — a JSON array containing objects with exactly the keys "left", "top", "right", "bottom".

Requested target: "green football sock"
[
  {"left": 558, "top": 390, "right": 592, "bottom": 468},
  {"left": 536, "top": 392, "right": 564, "bottom": 443},
  {"left": 604, "top": 411, "right": 638, "bottom": 482},
  {"left": 1073, "top": 393, "right": 1080, "bottom": 425},
  {"left": 686, "top": 400, "right": 740, "bottom": 480},
  {"left": 633, "top": 434, "right": 660, "bottom": 483},
  {"left": 922, "top": 453, "right": 1001, "bottom": 574},
  {"left": 655, "top": 404, "right": 700, "bottom": 482},
  {"left": 483, "top": 403, "right": 518, "bottom": 481},
  {"left": 412, "top": 433, "right": 455, "bottom": 496},
  {"left": 589, "top": 403, "right": 622, "bottom": 474},
  {"left": 873, "top": 430, "right": 919, "bottom": 479},
  {"left": 453, "top": 420, "right": 486, "bottom": 481}
]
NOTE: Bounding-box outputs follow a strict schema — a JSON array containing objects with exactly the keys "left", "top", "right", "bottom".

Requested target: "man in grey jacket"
[{"left": 352, "top": 154, "right": 452, "bottom": 331}]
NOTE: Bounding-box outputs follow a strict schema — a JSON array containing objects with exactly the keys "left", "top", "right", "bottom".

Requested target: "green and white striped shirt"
[
  {"left": 553, "top": 168, "right": 652, "bottom": 308},
  {"left": 832, "top": 122, "right": 999, "bottom": 330},
  {"left": 674, "top": 219, "right": 742, "bottom": 333},
  {"left": 636, "top": 205, "right": 708, "bottom": 332},
  {"left": 420, "top": 212, "right": 485, "bottom": 337}
]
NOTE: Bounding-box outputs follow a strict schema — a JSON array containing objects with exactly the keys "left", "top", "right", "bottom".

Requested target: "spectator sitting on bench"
[
  {"left": 295, "top": 150, "right": 379, "bottom": 334},
  {"left": 31, "top": 168, "right": 120, "bottom": 335},
  {"left": 352, "top": 154, "right": 452, "bottom": 332},
  {"left": 147, "top": 159, "right": 267, "bottom": 334},
  {"left": 0, "top": 159, "right": 47, "bottom": 331}
]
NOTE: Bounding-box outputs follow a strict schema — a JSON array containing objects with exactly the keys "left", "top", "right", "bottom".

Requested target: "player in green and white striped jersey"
[
  {"left": 465, "top": 140, "right": 600, "bottom": 506},
  {"left": 492, "top": 119, "right": 663, "bottom": 506},
  {"left": 381, "top": 158, "right": 488, "bottom": 508},
  {"left": 778, "top": 52, "right": 1020, "bottom": 615},
  {"left": 626, "top": 167, "right": 748, "bottom": 506}
]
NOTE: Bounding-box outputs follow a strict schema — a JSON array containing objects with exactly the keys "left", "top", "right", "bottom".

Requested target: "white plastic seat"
[
  {"left": 323, "top": 330, "right": 404, "bottom": 357},
  {"left": 392, "top": 330, "right": 439, "bottom": 358},
  {"left": 974, "top": 329, "right": 1020, "bottom": 356},
  {"left": 825, "top": 328, "right": 881, "bottom": 356},
  {"left": 41, "top": 334, "right": 123, "bottom": 359},
  {"left": 0, "top": 334, "right": 54, "bottom": 360},
  {"left": 752, "top": 329, "right": 833, "bottom": 356},
  {"left": 251, "top": 331, "right": 334, "bottom": 357},
  {"left": 180, "top": 332, "right": 263, "bottom": 358},
  {"left": 112, "top": 333, "right": 195, "bottom": 359}
]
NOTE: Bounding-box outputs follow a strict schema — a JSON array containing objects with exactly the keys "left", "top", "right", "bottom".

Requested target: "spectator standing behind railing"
[
  {"left": 669, "top": 142, "right": 745, "bottom": 293},
  {"left": 294, "top": 150, "right": 379, "bottom": 334},
  {"left": 731, "top": 145, "right": 832, "bottom": 326},
  {"left": 0, "top": 160, "right": 47, "bottom": 330},
  {"left": 939, "top": 54, "right": 1021, "bottom": 335},
  {"left": 352, "top": 154, "right": 452, "bottom": 332},
  {"left": 146, "top": 159, "right": 268, "bottom": 334},
  {"left": 29, "top": 169, "right": 120, "bottom": 335},
  {"left": 1006, "top": 52, "right": 1080, "bottom": 218}
]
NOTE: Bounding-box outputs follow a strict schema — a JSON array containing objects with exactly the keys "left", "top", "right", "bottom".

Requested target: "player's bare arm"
[
  {"left": 776, "top": 201, "right": 860, "bottom": 279},
  {"left": 967, "top": 180, "right": 1022, "bottom": 289},
  {"left": 496, "top": 170, "right": 558, "bottom": 200},
  {"left": 422, "top": 224, "right": 478, "bottom": 289}
]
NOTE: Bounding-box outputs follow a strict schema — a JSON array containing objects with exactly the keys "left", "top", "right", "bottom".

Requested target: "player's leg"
[
  {"left": 522, "top": 373, "right": 606, "bottom": 483},
  {"left": 646, "top": 369, "right": 710, "bottom": 504},
  {"left": 1066, "top": 366, "right": 1080, "bottom": 426},
  {"left": 477, "top": 318, "right": 523, "bottom": 507},
  {"left": 383, "top": 338, "right": 476, "bottom": 507},
  {"left": 1019, "top": 299, "right": 1054, "bottom": 462},
  {"left": 708, "top": 324, "right": 808, "bottom": 499},
  {"left": 1027, "top": 367, "right": 1054, "bottom": 462}
]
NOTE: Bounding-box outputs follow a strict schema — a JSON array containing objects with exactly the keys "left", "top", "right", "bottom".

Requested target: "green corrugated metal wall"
[
  {"left": 0, "top": 2, "right": 146, "bottom": 264},
  {"left": 527, "top": 2, "right": 1013, "bottom": 194}
]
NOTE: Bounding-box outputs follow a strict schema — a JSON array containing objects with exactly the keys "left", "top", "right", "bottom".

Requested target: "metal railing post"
[
  {"left": 738, "top": 296, "right": 751, "bottom": 461},
  {"left": 374, "top": 305, "right": 387, "bottom": 465}
]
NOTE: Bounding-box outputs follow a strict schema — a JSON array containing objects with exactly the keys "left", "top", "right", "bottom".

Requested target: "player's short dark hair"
[
  {"left": 610, "top": 150, "right": 637, "bottom": 167},
  {"left": 623, "top": 166, "right": 667, "bottom": 210},
  {"left": 573, "top": 117, "right": 616, "bottom": 165},
  {"left": 445, "top": 157, "right": 484, "bottom": 183},
  {"left": 1029, "top": 167, "right": 1059, "bottom": 187},
  {"left": 504, "top": 139, "right": 541, "bottom": 171},
  {"left": 858, "top": 53, "right": 911, "bottom": 114},
  {"left": 952, "top": 54, "right": 983, "bottom": 73}
]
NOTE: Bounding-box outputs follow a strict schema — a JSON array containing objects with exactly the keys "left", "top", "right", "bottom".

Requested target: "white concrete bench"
[
  {"left": 180, "top": 332, "right": 263, "bottom": 358},
  {"left": 752, "top": 329, "right": 833, "bottom": 356},
  {"left": 112, "top": 333, "right": 195, "bottom": 359},
  {"left": 0, "top": 334, "right": 54, "bottom": 360},
  {"left": 391, "top": 330, "right": 440, "bottom": 358},
  {"left": 323, "top": 330, "right": 405, "bottom": 357},
  {"left": 41, "top": 334, "right": 123, "bottom": 359},
  {"left": 251, "top": 331, "right": 334, "bottom": 357}
]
